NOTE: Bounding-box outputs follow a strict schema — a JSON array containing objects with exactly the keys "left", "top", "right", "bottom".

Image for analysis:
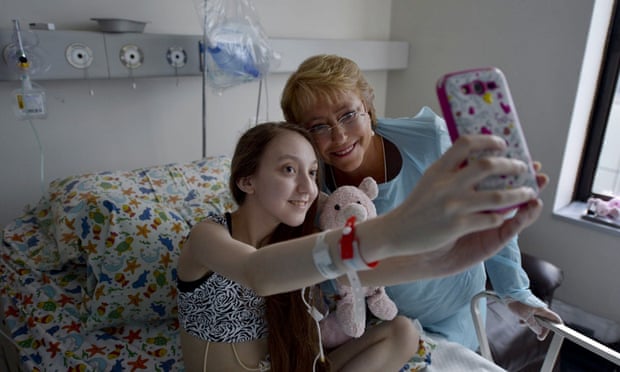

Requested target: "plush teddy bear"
[
  {"left": 587, "top": 196, "right": 620, "bottom": 219},
  {"left": 317, "top": 176, "right": 398, "bottom": 349}
]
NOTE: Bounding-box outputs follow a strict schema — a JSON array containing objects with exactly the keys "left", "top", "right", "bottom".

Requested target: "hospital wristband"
[
  {"left": 312, "top": 231, "right": 341, "bottom": 279},
  {"left": 340, "top": 216, "right": 378, "bottom": 271}
]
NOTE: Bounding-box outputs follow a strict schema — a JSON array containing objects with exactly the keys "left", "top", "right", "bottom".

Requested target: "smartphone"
[{"left": 436, "top": 67, "right": 539, "bottom": 195}]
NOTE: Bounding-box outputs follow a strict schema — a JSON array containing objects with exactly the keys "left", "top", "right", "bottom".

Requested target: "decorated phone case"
[{"left": 436, "top": 67, "right": 539, "bottom": 194}]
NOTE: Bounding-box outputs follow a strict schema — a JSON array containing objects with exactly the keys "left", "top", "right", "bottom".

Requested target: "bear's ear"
[
  {"left": 359, "top": 177, "right": 378, "bottom": 200},
  {"left": 317, "top": 191, "right": 329, "bottom": 214}
]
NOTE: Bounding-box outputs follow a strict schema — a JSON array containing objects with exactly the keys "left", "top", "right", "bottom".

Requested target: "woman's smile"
[{"left": 331, "top": 142, "right": 357, "bottom": 158}]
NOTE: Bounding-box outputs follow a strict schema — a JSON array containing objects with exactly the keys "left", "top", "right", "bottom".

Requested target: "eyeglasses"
[{"left": 307, "top": 111, "right": 367, "bottom": 138}]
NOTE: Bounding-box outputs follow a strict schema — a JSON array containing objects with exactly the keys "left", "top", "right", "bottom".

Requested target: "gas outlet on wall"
[
  {"left": 166, "top": 46, "right": 187, "bottom": 68},
  {"left": 65, "top": 43, "right": 94, "bottom": 69},
  {"left": 119, "top": 44, "right": 143, "bottom": 69}
]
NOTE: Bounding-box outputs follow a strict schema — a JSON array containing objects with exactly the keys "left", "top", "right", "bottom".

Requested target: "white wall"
[
  {"left": 387, "top": 0, "right": 620, "bottom": 326},
  {"left": 0, "top": 0, "right": 392, "bottom": 226}
]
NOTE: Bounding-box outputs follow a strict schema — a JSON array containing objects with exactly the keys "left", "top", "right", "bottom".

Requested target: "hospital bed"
[{"left": 2, "top": 153, "right": 618, "bottom": 371}]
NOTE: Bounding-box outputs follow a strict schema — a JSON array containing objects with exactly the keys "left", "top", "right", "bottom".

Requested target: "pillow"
[
  {"left": 45, "top": 169, "right": 158, "bottom": 269},
  {"left": 78, "top": 157, "right": 234, "bottom": 329},
  {"left": 142, "top": 156, "right": 236, "bottom": 224},
  {"left": 79, "top": 195, "right": 190, "bottom": 330},
  {"left": 1, "top": 203, "right": 60, "bottom": 271},
  {"left": 42, "top": 156, "right": 234, "bottom": 269},
  {"left": 4, "top": 155, "right": 235, "bottom": 329}
]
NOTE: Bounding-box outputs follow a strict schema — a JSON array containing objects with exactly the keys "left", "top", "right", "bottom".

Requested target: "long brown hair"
[
  {"left": 229, "top": 122, "right": 329, "bottom": 371},
  {"left": 281, "top": 54, "right": 377, "bottom": 129}
]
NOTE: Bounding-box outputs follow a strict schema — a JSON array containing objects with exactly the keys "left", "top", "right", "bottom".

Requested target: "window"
[
  {"left": 554, "top": 0, "right": 620, "bottom": 232},
  {"left": 572, "top": 0, "right": 620, "bottom": 228},
  {"left": 576, "top": 1, "right": 620, "bottom": 201}
]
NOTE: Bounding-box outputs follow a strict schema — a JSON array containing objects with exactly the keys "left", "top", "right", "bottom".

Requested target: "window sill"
[{"left": 554, "top": 201, "right": 620, "bottom": 237}]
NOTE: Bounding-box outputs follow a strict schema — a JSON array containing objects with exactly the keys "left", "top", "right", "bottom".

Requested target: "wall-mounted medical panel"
[
  {"left": 270, "top": 38, "right": 409, "bottom": 72},
  {"left": 0, "top": 29, "right": 409, "bottom": 81},
  {"left": 0, "top": 29, "right": 109, "bottom": 80},
  {"left": 103, "top": 33, "right": 201, "bottom": 79}
]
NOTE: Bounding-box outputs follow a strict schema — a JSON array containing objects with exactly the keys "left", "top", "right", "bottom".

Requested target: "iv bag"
[{"left": 194, "top": 0, "right": 280, "bottom": 91}]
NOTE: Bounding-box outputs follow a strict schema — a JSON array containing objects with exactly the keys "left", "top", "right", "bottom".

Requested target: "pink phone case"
[{"left": 436, "top": 67, "right": 539, "bottom": 194}]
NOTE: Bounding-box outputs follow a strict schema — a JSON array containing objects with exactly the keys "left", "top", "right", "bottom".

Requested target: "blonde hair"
[{"left": 281, "top": 54, "right": 377, "bottom": 127}]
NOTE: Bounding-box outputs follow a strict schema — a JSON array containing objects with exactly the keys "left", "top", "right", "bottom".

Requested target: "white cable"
[
  {"left": 263, "top": 77, "right": 269, "bottom": 121},
  {"left": 201, "top": 0, "right": 208, "bottom": 158},
  {"left": 253, "top": 77, "right": 270, "bottom": 126},
  {"left": 255, "top": 79, "right": 262, "bottom": 125},
  {"left": 312, "top": 351, "right": 320, "bottom": 371},
  {"left": 27, "top": 118, "right": 45, "bottom": 195},
  {"left": 301, "top": 287, "right": 326, "bottom": 371}
]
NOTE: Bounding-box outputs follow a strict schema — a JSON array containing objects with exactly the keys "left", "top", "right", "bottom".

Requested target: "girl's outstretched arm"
[{"left": 179, "top": 135, "right": 544, "bottom": 296}]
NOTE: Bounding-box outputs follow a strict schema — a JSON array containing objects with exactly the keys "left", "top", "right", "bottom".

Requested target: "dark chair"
[{"left": 474, "top": 252, "right": 564, "bottom": 372}]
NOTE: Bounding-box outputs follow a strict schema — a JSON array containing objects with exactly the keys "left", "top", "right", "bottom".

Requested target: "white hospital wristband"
[{"left": 312, "top": 231, "right": 341, "bottom": 279}]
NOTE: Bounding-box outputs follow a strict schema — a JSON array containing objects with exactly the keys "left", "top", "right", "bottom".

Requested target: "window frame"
[
  {"left": 553, "top": 0, "right": 620, "bottom": 236},
  {"left": 575, "top": 0, "right": 620, "bottom": 202}
]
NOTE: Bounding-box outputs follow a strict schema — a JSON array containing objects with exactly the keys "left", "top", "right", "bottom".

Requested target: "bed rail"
[{"left": 471, "top": 290, "right": 620, "bottom": 372}]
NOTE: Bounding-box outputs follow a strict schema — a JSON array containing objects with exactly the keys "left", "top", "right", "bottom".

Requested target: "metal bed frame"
[{"left": 471, "top": 291, "right": 620, "bottom": 371}]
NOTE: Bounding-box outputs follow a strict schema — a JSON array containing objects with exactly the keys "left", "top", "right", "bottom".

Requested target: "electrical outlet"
[
  {"left": 2, "top": 43, "right": 16, "bottom": 66},
  {"left": 119, "top": 44, "right": 143, "bottom": 69},
  {"left": 65, "top": 42, "right": 94, "bottom": 69},
  {"left": 166, "top": 46, "right": 187, "bottom": 68}
]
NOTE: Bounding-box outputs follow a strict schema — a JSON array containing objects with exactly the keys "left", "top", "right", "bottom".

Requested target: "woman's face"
[
  {"left": 298, "top": 91, "right": 373, "bottom": 174},
  {"left": 246, "top": 130, "right": 319, "bottom": 227}
]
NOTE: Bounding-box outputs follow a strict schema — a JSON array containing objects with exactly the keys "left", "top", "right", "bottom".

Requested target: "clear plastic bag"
[{"left": 194, "top": 0, "right": 280, "bottom": 91}]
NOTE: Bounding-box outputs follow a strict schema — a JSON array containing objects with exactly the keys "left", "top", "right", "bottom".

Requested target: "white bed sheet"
[{"left": 426, "top": 336, "right": 505, "bottom": 372}]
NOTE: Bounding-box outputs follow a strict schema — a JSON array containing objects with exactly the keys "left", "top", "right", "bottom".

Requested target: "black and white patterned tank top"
[{"left": 177, "top": 213, "right": 268, "bottom": 343}]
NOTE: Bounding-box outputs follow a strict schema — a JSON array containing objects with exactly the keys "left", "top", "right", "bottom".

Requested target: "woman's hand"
[
  {"left": 506, "top": 300, "right": 563, "bottom": 340},
  {"left": 385, "top": 134, "right": 543, "bottom": 257}
]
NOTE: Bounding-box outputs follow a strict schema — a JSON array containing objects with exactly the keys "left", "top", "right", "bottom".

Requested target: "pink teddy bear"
[
  {"left": 317, "top": 176, "right": 398, "bottom": 349},
  {"left": 587, "top": 196, "right": 620, "bottom": 219}
]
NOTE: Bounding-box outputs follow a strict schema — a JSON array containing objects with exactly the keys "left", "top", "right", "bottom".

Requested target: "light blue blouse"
[{"left": 348, "top": 106, "right": 545, "bottom": 350}]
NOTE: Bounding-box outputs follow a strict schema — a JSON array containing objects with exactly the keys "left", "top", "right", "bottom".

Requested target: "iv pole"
[{"left": 201, "top": 0, "right": 207, "bottom": 158}]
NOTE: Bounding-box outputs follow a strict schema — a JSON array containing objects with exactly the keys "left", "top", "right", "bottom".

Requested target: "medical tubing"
[
  {"left": 301, "top": 287, "right": 327, "bottom": 370},
  {"left": 255, "top": 79, "right": 262, "bottom": 125},
  {"left": 27, "top": 118, "right": 45, "bottom": 195}
]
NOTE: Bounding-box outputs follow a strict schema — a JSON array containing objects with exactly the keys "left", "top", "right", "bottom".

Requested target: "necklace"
[
  {"left": 330, "top": 136, "right": 387, "bottom": 187},
  {"left": 380, "top": 135, "right": 387, "bottom": 182}
]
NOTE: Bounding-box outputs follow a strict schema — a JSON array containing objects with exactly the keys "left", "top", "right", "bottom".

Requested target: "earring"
[{"left": 371, "top": 130, "right": 376, "bottom": 136}]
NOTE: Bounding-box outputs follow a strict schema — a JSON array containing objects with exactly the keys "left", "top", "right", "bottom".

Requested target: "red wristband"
[{"left": 340, "top": 216, "right": 378, "bottom": 270}]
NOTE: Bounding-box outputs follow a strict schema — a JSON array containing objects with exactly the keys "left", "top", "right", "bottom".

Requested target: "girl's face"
[
  {"left": 246, "top": 130, "right": 319, "bottom": 227},
  {"left": 298, "top": 90, "right": 373, "bottom": 174}
]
